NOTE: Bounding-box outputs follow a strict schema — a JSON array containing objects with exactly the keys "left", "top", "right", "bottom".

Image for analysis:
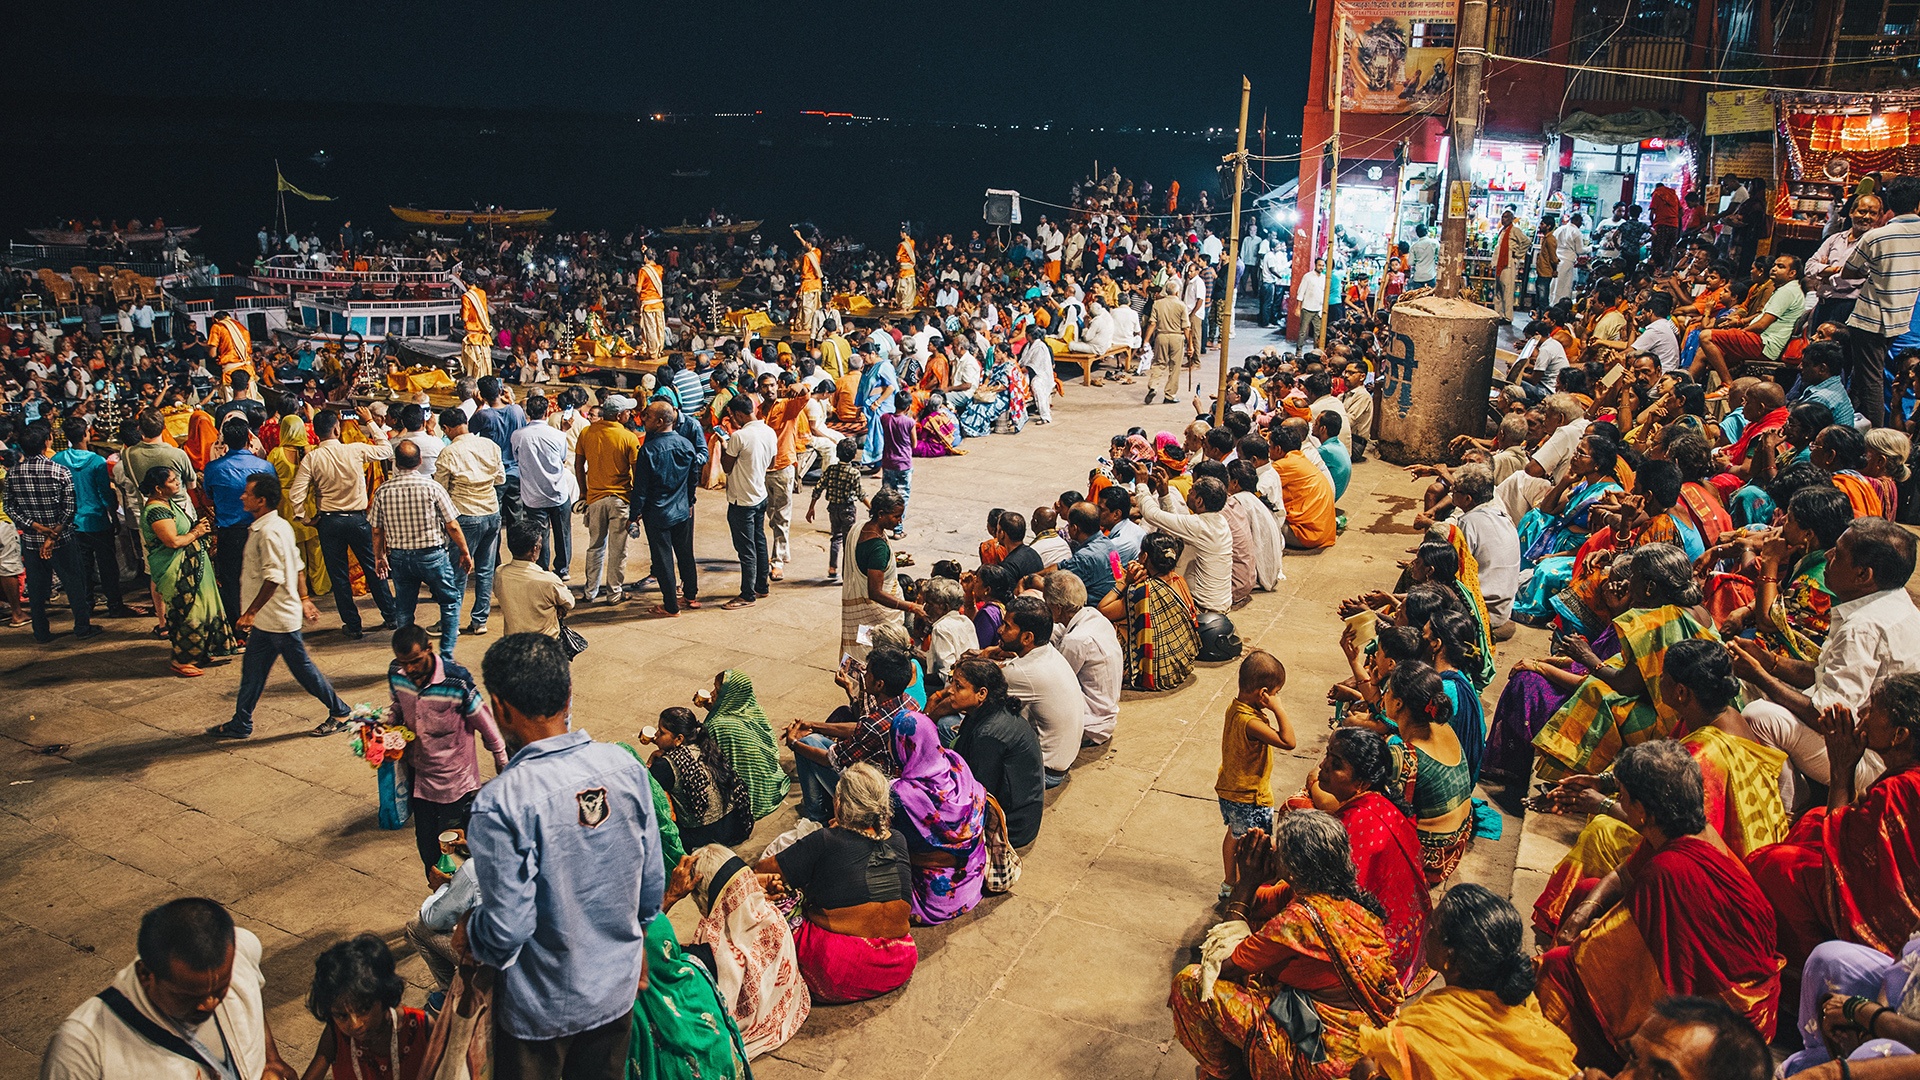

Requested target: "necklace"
[{"left": 344, "top": 1008, "right": 399, "bottom": 1080}]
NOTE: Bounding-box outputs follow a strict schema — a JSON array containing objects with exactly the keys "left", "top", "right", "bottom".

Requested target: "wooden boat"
[
  {"left": 27, "top": 225, "right": 200, "bottom": 245},
  {"left": 390, "top": 206, "right": 556, "bottom": 226},
  {"left": 658, "top": 219, "right": 762, "bottom": 236}
]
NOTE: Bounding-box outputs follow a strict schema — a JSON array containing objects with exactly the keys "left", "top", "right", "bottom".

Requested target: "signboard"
[
  {"left": 1331, "top": 0, "right": 1457, "bottom": 114},
  {"left": 1706, "top": 90, "right": 1775, "bottom": 136}
]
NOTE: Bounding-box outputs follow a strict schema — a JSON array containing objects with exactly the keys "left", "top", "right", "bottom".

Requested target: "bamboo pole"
[{"left": 1215, "top": 77, "right": 1253, "bottom": 426}]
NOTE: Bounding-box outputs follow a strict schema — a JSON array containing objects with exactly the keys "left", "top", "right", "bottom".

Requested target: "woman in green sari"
[
  {"left": 1513, "top": 435, "right": 1623, "bottom": 623},
  {"left": 138, "top": 466, "right": 233, "bottom": 677},
  {"left": 700, "top": 669, "right": 791, "bottom": 820},
  {"left": 1530, "top": 543, "right": 1722, "bottom": 779},
  {"left": 627, "top": 913, "right": 751, "bottom": 1080}
]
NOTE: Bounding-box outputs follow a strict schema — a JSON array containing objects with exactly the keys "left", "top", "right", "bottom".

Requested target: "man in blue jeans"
[
  {"left": 435, "top": 406, "right": 504, "bottom": 635},
  {"left": 371, "top": 441, "right": 474, "bottom": 660},
  {"left": 719, "top": 394, "right": 775, "bottom": 609},
  {"left": 209, "top": 472, "right": 350, "bottom": 738},
  {"left": 782, "top": 647, "right": 915, "bottom": 820}
]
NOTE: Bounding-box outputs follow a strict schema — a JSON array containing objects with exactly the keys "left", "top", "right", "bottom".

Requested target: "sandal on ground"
[
  {"left": 169, "top": 662, "right": 204, "bottom": 678},
  {"left": 683, "top": 598, "right": 702, "bottom": 610},
  {"left": 722, "top": 597, "right": 756, "bottom": 610},
  {"left": 647, "top": 605, "right": 680, "bottom": 618}
]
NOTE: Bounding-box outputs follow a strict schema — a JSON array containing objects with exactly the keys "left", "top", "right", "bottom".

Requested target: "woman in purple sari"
[
  {"left": 890, "top": 703, "right": 988, "bottom": 925},
  {"left": 1482, "top": 552, "right": 1631, "bottom": 782}
]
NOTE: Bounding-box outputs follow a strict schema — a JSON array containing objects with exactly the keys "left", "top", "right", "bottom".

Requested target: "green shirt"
[{"left": 1760, "top": 280, "right": 1805, "bottom": 360}]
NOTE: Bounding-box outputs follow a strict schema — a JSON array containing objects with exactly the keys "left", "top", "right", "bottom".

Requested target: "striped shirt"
[
  {"left": 1844, "top": 214, "right": 1920, "bottom": 336},
  {"left": 389, "top": 653, "right": 508, "bottom": 802}
]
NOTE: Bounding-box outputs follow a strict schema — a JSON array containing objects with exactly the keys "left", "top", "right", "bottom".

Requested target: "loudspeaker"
[{"left": 983, "top": 189, "right": 1022, "bottom": 226}]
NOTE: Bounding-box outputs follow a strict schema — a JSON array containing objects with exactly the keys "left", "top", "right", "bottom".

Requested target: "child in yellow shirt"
[{"left": 1215, "top": 649, "right": 1297, "bottom": 899}]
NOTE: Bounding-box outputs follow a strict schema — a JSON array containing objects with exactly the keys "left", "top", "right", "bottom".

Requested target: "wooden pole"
[
  {"left": 1215, "top": 76, "right": 1253, "bottom": 426},
  {"left": 1438, "top": 0, "right": 1490, "bottom": 298},
  {"left": 1320, "top": 19, "right": 1346, "bottom": 353}
]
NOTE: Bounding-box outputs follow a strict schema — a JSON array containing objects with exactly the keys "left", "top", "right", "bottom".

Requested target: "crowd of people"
[{"left": 20, "top": 164, "right": 1920, "bottom": 1080}]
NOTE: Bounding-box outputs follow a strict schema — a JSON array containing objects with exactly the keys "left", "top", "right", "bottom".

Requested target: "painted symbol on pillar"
[{"left": 1382, "top": 330, "right": 1418, "bottom": 417}]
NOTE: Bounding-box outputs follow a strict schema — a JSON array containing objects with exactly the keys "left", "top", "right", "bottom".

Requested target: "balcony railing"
[{"left": 1570, "top": 36, "right": 1690, "bottom": 104}]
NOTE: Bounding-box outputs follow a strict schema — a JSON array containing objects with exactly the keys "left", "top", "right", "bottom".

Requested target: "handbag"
[
  {"left": 556, "top": 614, "right": 588, "bottom": 660},
  {"left": 982, "top": 795, "right": 1022, "bottom": 893},
  {"left": 377, "top": 757, "right": 412, "bottom": 830}
]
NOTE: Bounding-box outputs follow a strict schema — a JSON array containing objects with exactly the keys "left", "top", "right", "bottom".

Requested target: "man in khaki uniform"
[{"left": 1143, "top": 282, "right": 1193, "bottom": 405}]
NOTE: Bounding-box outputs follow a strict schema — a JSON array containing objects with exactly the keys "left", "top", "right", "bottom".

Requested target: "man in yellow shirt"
[
  {"left": 895, "top": 228, "right": 918, "bottom": 309},
  {"left": 636, "top": 250, "right": 667, "bottom": 357},
  {"left": 573, "top": 394, "right": 641, "bottom": 602},
  {"left": 818, "top": 321, "right": 851, "bottom": 379},
  {"left": 454, "top": 271, "right": 493, "bottom": 378}
]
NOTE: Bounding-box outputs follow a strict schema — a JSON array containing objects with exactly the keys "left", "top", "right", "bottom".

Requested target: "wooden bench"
[{"left": 1056, "top": 344, "right": 1134, "bottom": 385}]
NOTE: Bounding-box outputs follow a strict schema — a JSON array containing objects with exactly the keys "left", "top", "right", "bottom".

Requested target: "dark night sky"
[{"left": 7, "top": 0, "right": 1308, "bottom": 130}]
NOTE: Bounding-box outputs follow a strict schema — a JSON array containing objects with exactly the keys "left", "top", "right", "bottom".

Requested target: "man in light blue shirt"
[
  {"left": 511, "top": 394, "right": 578, "bottom": 580},
  {"left": 53, "top": 417, "right": 136, "bottom": 617},
  {"left": 1790, "top": 341, "right": 1856, "bottom": 429},
  {"left": 1097, "top": 486, "right": 1147, "bottom": 565},
  {"left": 460, "top": 633, "right": 663, "bottom": 1078},
  {"left": 1057, "top": 502, "right": 1119, "bottom": 603}
]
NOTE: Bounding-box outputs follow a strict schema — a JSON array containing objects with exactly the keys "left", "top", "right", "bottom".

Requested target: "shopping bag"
[{"left": 378, "top": 758, "right": 412, "bottom": 830}]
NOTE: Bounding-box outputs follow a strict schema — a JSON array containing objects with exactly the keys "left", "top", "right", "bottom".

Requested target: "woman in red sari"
[
  {"left": 1747, "top": 673, "right": 1920, "bottom": 972},
  {"left": 1286, "top": 728, "right": 1432, "bottom": 990},
  {"left": 1536, "top": 740, "right": 1783, "bottom": 1072},
  {"left": 1171, "top": 811, "right": 1405, "bottom": 1080}
]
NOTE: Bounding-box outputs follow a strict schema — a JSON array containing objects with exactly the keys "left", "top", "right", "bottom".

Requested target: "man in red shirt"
[{"left": 1649, "top": 182, "right": 1682, "bottom": 271}]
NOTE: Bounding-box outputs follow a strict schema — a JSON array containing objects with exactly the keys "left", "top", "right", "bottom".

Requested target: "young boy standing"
[
  {"left": 878, "top": 390, "right": 916, "bottom": 539},
  {"left": 1215, "top": 649, "right": 1296, "bottom": 899},
  {"left": 806, "top": 438, "right": 867, "bottom": 585}
]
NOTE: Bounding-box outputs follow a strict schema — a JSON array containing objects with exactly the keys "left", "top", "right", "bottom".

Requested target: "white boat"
[
  {"left": 160, "top": 272, "right": 292, "bottom": 339},
  {"left": 278, "top": 292, "right": 465, "bottom": 346}
]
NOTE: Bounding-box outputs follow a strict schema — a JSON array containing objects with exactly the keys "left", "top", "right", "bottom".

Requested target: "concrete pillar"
[{"left": 1377, "top": 295, "right": 1502, "bottom": 464}]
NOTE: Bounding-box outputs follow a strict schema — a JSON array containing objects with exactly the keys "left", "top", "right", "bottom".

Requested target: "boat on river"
[
  {"left": 28, "top": 225, "right": 200, "bottom": 245},
  {"left": 658, "top": 219, "right": 762, "bottom": 236},
  {"left": 389, "top": 206, "right": 556, "bottom": 226}
]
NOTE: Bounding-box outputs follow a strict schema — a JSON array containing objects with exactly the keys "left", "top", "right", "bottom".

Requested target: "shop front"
[{"left": 1461, "top": 138, "right": 1548, "bottom": 307}]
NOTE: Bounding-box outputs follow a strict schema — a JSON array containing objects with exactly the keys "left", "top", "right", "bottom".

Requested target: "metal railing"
[
  {"left": 1569, "top": 35, "right": 1691, "bottom": 104},
  {"left": 1493, "top": 0, "right": 1558, "bottom": 58},
  {"left": 250, "top": 255, "right": 450, "bottom": 291}
]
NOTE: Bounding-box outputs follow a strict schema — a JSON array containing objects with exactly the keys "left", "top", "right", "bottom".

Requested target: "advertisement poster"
[{"left": 1331, "top": 0, "right": 1457, "bottom": 114}]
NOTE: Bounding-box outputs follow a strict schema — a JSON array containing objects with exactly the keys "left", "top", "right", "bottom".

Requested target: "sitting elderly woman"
[
  {"left": 1512, "top": 433, "right": 1625, "bottom": 622},
  {"left": 1350, "top": 885, "right": 1579, "bottom": 1080},
  {"left": 1485, "top": 553, "right": 1632, "bottom": 782},
  {"left": 912, "top": 393, "right": 967, "bottom": 458},
  {"left": 659, "top": 844, "right": 809, "bottom": 1060},
  {"left": 753, "top": 763, "right": 919, "bottom": 1004},
  {"left": 1748, "top": 673, "right": 1920, "bottom": 976},
  {"left": 888, "top": 686, "right": 989, "bottom": 925},
  {"left": 1170, "top": 811, "right": 1406, "bottom": 1080},
  {"left": 1530, "top": 542, "right": 1723, "bottom": 779},
  {"left": 1536, "top": 740, "right": 1783, "bottom": 1072},
  {"left": 1530, "top": 638, "right": 1789, "bottom": 941}
]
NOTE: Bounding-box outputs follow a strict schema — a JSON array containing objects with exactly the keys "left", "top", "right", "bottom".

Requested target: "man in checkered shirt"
[
  {"left": 5, "top": 423, "right": 100, "bottom": 643},
  {"left": 371, "top": 440, "right": 473, "bottom": 660}
]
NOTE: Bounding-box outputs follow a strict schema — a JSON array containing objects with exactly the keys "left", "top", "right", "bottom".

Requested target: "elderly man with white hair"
[
  {"left": 921, "top": 576, "right": 974, "bottom": 687},
  {"left": 1044, "top": 571, "right": 1122, "bottom": 746}
]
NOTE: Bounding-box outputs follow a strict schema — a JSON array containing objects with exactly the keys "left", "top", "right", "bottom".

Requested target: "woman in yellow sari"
[
  {"left": 1531, "top": 543, "right": 1722, "bottom": 778},
  {"left": 1536, "top": 740, "right": 1783, "bottom": 1072},
  {"left": 1351, "top": 884, "right": 1577, "bottom": 1080},
  {"left": 1529, "top": 638, "right": 1788, "bottom": 937},
  {"left": 1171, "top": 811, "right": 1405, "bottom": 1080},
  {"left": 266, "top": 413, "right": 329, "bottom": 596}
]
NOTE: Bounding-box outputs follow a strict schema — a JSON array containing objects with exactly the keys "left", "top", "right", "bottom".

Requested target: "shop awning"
[{"left": 1549, "top": 108, "right": 1692, "bottom": 146}]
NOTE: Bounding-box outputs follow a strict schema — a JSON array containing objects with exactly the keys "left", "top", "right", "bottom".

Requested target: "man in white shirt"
[
  {"left": 510, "top": 394, "right": 579, "bottom": 580},
  {"left": 1259, "top": 243, "right": 1291, "bottom": 326},
  {"left": 921, "top": 577, "right": 974, "bottom": 686},
  {"left": 1733, "top": 519, "right": 1920, "bottom": 806},
  {"left": 996, "top": 595, "right": 1087, "bottom": 786},
  {"left": 209, "top": 472, "right": 348, "bottom": 739},
  {"left": 1019, "top": 324, "right": 1056, "bottom": 424},
  {"left": 1407, "top": 225, "right": 1440, "bottom": 290},
  {"left": 1448, "top": 465, "right": 1520, "bottom": 630},
  {"left": 1552, "top": 213, "right": 1589, "bottom": 303},
  {"left": 392, "top": 402, "right": 442, "bottom": 480},
  {"left": 1631, "top": 293, "right": 1683, "bottom": 372},
  {"left": 42, "top": 898, "right": 296, "bottom": 1080},
  {"left": 1045, "top": 571, "right": 1122, "bottom": 746},
  {"left": 1496, "top": 394, "right": 1589, "bottom": 522},
  {"left": 1073, "top": 300, "right": 1115, "bottom": 356},
  {"left": 720, "top": 394, "right": 777, "bottom": 607},
  {"left": 1199, "top": 228, "right": 1224, "bottom": 264},
  {"left": 1295, "top": 258, "right": 1328, "bottom": 345},
  {"left": 1135, "top": 474, "right": 1234, "bottom": 614},
  {"left": 1182, "top": 261, "right": 1209, "bottom": 364}
]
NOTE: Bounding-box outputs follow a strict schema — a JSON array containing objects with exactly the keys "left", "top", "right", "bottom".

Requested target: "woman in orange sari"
[
  {"left": 1813, "top": 424, "right": 1887, "bottom": 520},
  {"left": 1289, "top": 728, "right": 1432, "bottom": 990},
  {"left": 1536, "top": 740, "right": 1783, "bottom": 1072},
  {"left": 1171, "top": 811, "right": 1405, "bottom": 1080},
  {"left": 1747, "top": 674, "right": 1920, "bottom": 973}
]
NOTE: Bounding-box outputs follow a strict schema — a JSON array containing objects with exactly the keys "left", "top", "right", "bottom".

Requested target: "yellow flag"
[{"left": 277, "top": 166, "right": 335, "bottom": 202}]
